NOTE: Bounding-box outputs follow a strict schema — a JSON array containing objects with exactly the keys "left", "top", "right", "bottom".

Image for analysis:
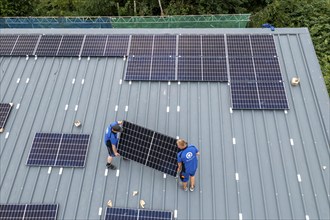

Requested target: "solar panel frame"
[
  {"left": 81, "top": 35, "right": 107, "bottom": 57},
  {"left": 56, "top": 35, "right": 84, "bottom": 56},
  {"left": 117, "top": 121, "right": 178, "bottom": 176},
  {"left": 227, "top": 34, "right": 252, "bottom": 57},
  {"left": 230, "top": 81, "right": 260, "bottom": 109},
  {"left": 201, "top": 35, "right": 226, "bottom": 57},
  {"left": 150, "top": 56, "right": 176, "bottom": 81},
  {"left": 250, "top": 34, "right": 277, "bottom": 57},
  {"left": 152, "top": 35, "right": 177, "bottom": 57},
  {"left": 178, "top": 35, "right": 201, "bottom": 57},
  {"left": 104, "top": 35, "right": 130, "bottom": 57},
  {"left": 0, "top": 35, "right": 19, "bottom": 55},
  {"left": 35, "top": 35, "right": 62, "bottom": 56},
  {"left": 0, "top": 103, "right": 13, "bottom": 133},
  {"left": 0, "top": 204, "right": 58, "bottom": 220},
  {"left": 257, "top": 81, "right": 289, "bottom": 109},
  {"left": 125, "top": 56, "right": 152, "bottom": 81},
  {"left": 177, "top": 57, "right": 202, "bottom": 81},
  {"left": 202, "top": 57, "right": 228, "bottom": 81},
  {"left": 129, "top": 35, "right": 154, "bottom": 56},
  {"left": 11, "top": 35, "right": 40, "bottom": 56}
]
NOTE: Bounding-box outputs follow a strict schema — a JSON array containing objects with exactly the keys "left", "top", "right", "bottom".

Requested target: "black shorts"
[{"left": 106, "top": 140, "right": 115, "bottom": 157}]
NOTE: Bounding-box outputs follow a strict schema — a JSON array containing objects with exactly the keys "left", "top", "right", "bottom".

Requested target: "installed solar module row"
[
  {"left": 118, "top": 121, "right": 178, "bottom": 176},
  {"left": 105, "top": 207, "right": 172, "bottom": 220},
  {"left": 0, "top": 204, "right": 58, "bottom": 220},
  {"left": 0, "top": 103, "right": 13, "bottom": 133}
]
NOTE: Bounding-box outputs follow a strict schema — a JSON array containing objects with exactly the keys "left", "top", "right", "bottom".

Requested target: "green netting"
[{"left": 0, "top": 15, "right": 250, "bottom": 29}]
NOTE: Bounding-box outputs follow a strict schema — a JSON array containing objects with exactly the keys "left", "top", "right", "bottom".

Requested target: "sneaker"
[
  {"left": 123, "top": 157, "right": 129, "bottom": 161},
  {"left": 183, "top": 186, "right": 188, "bottom": 192},
  {"left": 189, "top": 186, "right": 195, "bottom": 192},
  {"left": 106, "top": 163, "right": 117, "bottom": 170}
]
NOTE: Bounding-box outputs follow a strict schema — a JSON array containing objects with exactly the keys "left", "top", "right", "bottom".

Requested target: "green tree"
[
  {"left": 0, "top": 0, "right": 35, "bottom": 16},
  {"left": 251, "top": 0, "right": 330, "bottom": 95}
]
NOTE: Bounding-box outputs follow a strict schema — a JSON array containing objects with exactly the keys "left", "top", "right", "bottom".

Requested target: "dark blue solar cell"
[
  {"left": 139, "top": 210, "right": 172, "bottom": 220},
  {"left": 0, "top": 103, "right": 13, "bottom": 132},
  {"left": 105, "top": 208, "right": 138, "bottom": 220},
  {"left": 0, "top": 204, "right": 25, "bottom": 219},
  {"left": 254, "top": 57, "right": 283, "bottom": 81},
  {"left": 104, "top": 35, "right": 129, "bottom": 57},
  {"left": 35, "top": 35, "right": 62, "bottom": 56},
  {"left": 57, "top": 35, "right": 84, "bottom": 56},
  {"left": 227, "top": 34, "right": 252, "bottom": 57},
  {"left": 250, "top": 34, "right": 277, "bottom": 57},
  {"left": 24, "top": 204, "right": 58, "bottom": 220},
  {"left": 229, "top": 57, "right": 256, "bottom": 81},
  {"left": 81, "top": 35, "right": 107, "bottom": 57},
  {"left": 258, "top": 81, "right": 289, "bottom": 109},
  {"left": 231, "top": 81, "right": 260, "bottom": 109},
  {"left": 202, "top": 35, "right": 226, "bottom": 57},
  {"left": 153, "top": 35, "right": 176, "bottom": 57},
  {"left": 177, "top": 57, "right": 202, "bottom": 81},
  {"left": 150, "top": 56, "right": 176, "bottom": 81},
  {"left": 11, "top": 35, "right": 40, "bottom": 56},
  {"left": 0, "top": 35, "right": 18, "bottom": 55},
  {"left": 202, "top": 57, "right": 228, "bottom": 81},
  {"left": 178, "top": 35, "right": 201, "bottom": 57},
  {"left": 125, "top": 56, "right": 152, "bottom": 80},
  {"left": 129, "top": 35, "right": 153, "bottom": 56}
]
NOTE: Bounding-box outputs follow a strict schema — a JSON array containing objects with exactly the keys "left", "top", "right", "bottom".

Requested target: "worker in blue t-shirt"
[
  {"left": 104, "top": 120, "right": 123, "bottom": 170},
  {"left": 176, "top": 139, "right": 200, "bottom": 192}
]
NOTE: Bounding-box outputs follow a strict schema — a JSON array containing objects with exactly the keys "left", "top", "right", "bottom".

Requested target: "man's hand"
[{"left": 118, "top": 121, "right": 123, "bottom": 125}]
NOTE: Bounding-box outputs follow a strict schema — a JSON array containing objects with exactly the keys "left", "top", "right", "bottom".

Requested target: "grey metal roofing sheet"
[{"left": 0, "top": 28, "right": 329, "bottom": 220}]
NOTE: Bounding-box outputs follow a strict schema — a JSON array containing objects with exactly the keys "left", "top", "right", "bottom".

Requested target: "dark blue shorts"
[
  {"left": 180, "top": 170, "right": 197, "bottom": 182},
  {"left": 106, "top": 140, "right": 115, "bottom": 157}
]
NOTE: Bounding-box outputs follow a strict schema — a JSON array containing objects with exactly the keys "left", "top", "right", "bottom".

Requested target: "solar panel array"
[
  {"left": 0, "top": 103, "right": 13, "bottom": 133},
  {"left": 0, "top": 204, "right": 58, "bottom": 220},
  {"left": 105, "top": 207, "right": 172, "bottom": 220},
  {"left": 118, "top": 121, "right": 178, "bottom": 176},
  {"left": 26, "top": 133, "right": 90, "bottom": 167},
  {"left": 227, "top": 34, "right": 289, "bottom": 109}
]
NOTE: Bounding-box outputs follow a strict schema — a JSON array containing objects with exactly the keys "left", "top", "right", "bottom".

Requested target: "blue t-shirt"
[
  {"left": 177, "top": 145, "right": 199, "bottom": 174},
  {"left": 104, "top": 121, "right": 119, "bottom": 146}
]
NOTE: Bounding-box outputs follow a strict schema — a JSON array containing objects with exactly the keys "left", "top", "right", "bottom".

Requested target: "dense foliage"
[{"left": 0, "top": 0, "right": 329, "bottom": 94}]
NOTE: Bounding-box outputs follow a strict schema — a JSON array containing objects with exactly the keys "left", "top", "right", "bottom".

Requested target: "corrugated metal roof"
[{"left": 0, "top": 28, "right": 329, "bottom": 220}]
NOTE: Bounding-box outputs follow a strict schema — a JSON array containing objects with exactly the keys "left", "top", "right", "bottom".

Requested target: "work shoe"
[
  {"left": 189, "top": 186, "right": 195, "bottom": 192},
  {"left": 183, "top": 186, "right": 188, "bottom": 192},
  {"left": 106, "top": 163, "right": 117, "bottom": 170},
  {"left": 123, "top": 157, "right": 129, "bottom": 161}
]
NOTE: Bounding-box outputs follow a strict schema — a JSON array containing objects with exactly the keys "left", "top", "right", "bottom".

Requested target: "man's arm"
[
  {"left": 177, "top": 162, "right": 182, "bottom": 173},
  {"left": 112, "top": 144, "right": 120, "bottom": 156}
]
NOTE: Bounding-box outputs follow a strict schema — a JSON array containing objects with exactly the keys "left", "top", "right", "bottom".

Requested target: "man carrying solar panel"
[
  {"left": 176, "top": 139, "right": 200, "bottom": 192},
  {"left": 104, "top": 120, "right": 123, "bottom": 170}
]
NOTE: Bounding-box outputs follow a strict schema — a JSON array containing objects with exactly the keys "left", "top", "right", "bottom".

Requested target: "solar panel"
[
  {"left": 129, "top": 35, "right": 153, "bottom": 56},
  {"left": 35, "top": 35, "right": 62, "bottom": 56},
  {"left": 104, "top": 35, "right": 129, "bottom": 57},
  {"left": 254, "top": 57, "right": 283, "bottom": 81},
  {"left": 202, "top": 57, "right": 228, "bottom": 81},
  {"left": 177, "top": 57, "right": 202, "bottom": 81},
  {"left": 202, "top": 35, "right": 226, "bottom": 57},
  {"left": 228, "top": 57, "right": 256, "bottom": 81},
  {"left": 26, "top": 133, "right": 90, "bottom": 167},
  {"left": 57, "top": 35, "right": 84, "bottom": 56},
  {"left": 258, "top": 81, "right": 289, "bottom": 109},
  {"left": 81, "top": 35, "right": 107, "bottom": 57},
  {"left": 104, "top": 208, "right": 172, "bottom": 220},
  {"left": 0, "top": 35, "right": 18, "bottom": 55},
  {"left": 118, "top": 121, "right": 178, "bottom": 176},
  {"left": 250, "top": 34, "right": 277, "bottom": 57},
  {"left": 125, "top": 56, "right": 152, "bottom": 81},
  {"left": 227, "top": 34, "right": 252, "bottom": 57},
  {"left": 178, "top": 35, "right": 201, "bottom": 57},
  {"left": 11, "top": 35, "right": 39, "bottom": 56},
  {"left": 231, "top": 81, "right": 260, "bottom": 109},
  {"left": 0, "top": 204, "right": 58, "bottom": 220},
  {"left": 150, "top": 57, "right": 176, "bottom": 81},
  {"left": 0, "top": 103, "right": 13, "bottom": 133},
  {"left": 153, "top": 35, "right": 176, "bottom": 57}
]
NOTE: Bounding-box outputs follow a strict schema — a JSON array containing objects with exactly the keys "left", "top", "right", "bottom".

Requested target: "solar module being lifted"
[
  {"left": 0, "top": 103, "right": 13, "bottom": 133},
  {"left": 105, "top": 207, "right": 172, "bottom": 220},
  {"left": 26, "top": 133, "right": 90, "bottom": 167},
  {"left": 118, "top": 121, "right": 178, "bottom": 176},
  {"left": 0, "top": 204, "right": 58, "bottom": 220}
]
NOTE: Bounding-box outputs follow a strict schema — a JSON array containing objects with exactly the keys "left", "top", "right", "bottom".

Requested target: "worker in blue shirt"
[
  {"left": 176, "top": 139, "right": 200, "bottom": 192},
  {"left": 104, "top": 120, "right": 123, "bottom": 170}
]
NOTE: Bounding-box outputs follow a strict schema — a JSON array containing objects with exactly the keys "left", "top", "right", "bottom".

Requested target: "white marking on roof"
[
  {"left": 178, "top": 81, "right": 181, "bottom": 85},
  {"left": 116, "top": 170, "right": 120, "bottom": 177},
  {"left": 174, "top": 210, "right": 178, "bottom": 218},
  {"left": 163, "top": 174, "right": 166, "bottom": 179},
  {"left": 104, "top": 169, "right": 108, "bottom": 176},
  {"left": 48, "top": 167, "right": 52, "bottom": 174},
  {"left": 177, "top": 106, "right": 180, "bottom": 112},
  {"left": 167, "top": 106, "right": 170, "bottom": 112},
  {"left": 290, "top": 138, "right": 294, "bottom": 146},
  {"left": 5, "top": 132, "right": 9, "bottom": 139},
  {"left": 305, "top": 215, "right": 309, "bottom": 220},
  {"left": 297, "top": 174, "right": 302, "bottom": 182},
  {"left": 230, "top": 108, "right": 233, "bottom": 114},
  {"left": 81, "top": 79, "right": 85, "bottom": 84},
  {"left": 129, "top": 81, "right": 132, "bottom": 85},
  {"left": 72, "top": 78, "right": 75, "bottom": 84},
  {"left": 16, "top": 104, "right": 20, "bottom": 110},
  {"left": 25, "top": 55, "right": 29, "bottom": 60},
  {"left": 16, "top": 78, "right": 20, "bottom": 83},
  {"left": 25, "top": 78, "right": 29, "bottom": 84},
  {"left": 235, "top": 173, "right": 239, "bottom": 181},
  {"left": 239, "top": 213, "right": 243, "bottom": 220},
  {"left": 78, "top": 56, "right": 81, "bottom": 61},
  {"left": 168, "top": 81, "right": 171, "bottom": 85},
  {"left": 75, "top": 105, "right": 78, "bottom": 111},
  {"left": 176, "top": 136, "right": 179, "bottom": 139},
  {"left": 119, "top": 79, "right": 122, "bottom": 85},
  {"left": 115, "top": 105, "right": 118, "bottom": 111},
  {"left": 34, "top": 55, "right": 37, "bottom": 60},
  {"left": 87, "top": 57, "right": 90, "bottom": 61},
  {"left": 233, "top": 138, "right": 236, "bottom": 145},
  {"left": 125, "top": 106, "right": 128, "bottom": 112},
  {"left": 163, "top": 90, "right": 167, "bottom": 95},
  {"left": 59, "top": 168, "right": 63, "bottom": 175},
  {"left": 65, "top": 104, "right": 68, "bottom": 111},
  {"left": 98, "top": 207, "right": 102, "bottom": 215},
  {"left": 284, "top": 110, "right": 288, "bottom": 114}
]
